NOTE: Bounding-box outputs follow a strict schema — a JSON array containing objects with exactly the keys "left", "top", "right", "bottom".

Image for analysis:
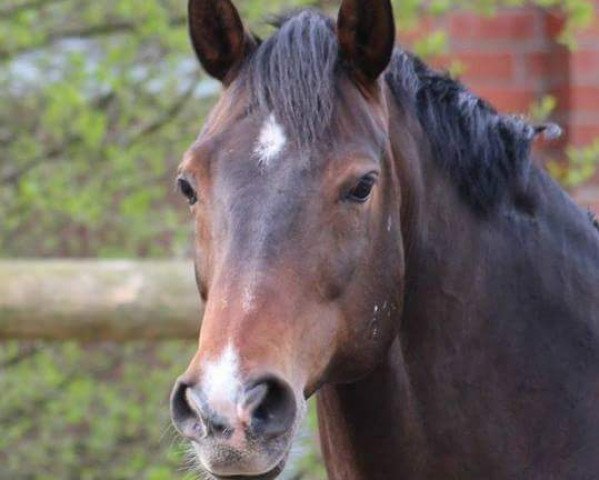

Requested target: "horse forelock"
[{"left": 244, "top": 10, "right": 339, "bottom": 148}]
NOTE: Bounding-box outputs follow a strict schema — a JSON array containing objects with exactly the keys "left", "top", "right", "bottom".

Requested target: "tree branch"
[
  {"left": 128, "top": 83, "right": 196, "bottom": 144},
  {"left": 0, "top": 91, "right": 115, "bottom": 186},
  {"left": 0, "top": 0, "right": 68, "bottom": 19},
  {"left": 1, "top": 76, "right": 193, "bottom": 189},
  {"left": 0, "top": 135, "right": 82, "bottom": 186},
  {"left": 0, "top": 15, "right": 186, "bottom": 60}
]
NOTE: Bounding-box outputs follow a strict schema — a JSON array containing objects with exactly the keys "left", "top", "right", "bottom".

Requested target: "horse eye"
[
  {"left": 347, "top": 175, "right": 376, "bottom": 203},
  {"left": 177, "top": 177, "right": 198, "bottom": 205}
]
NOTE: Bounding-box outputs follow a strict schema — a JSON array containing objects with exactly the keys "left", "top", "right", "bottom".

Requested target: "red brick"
[
  {"left": 573, "top": 186, "right": 599, "bottom": 215},
  {"left": 533, "top": 144, "right": 566, "bottom": 162},
  {"left": 470, "top": 86, "right": 536, "bottom": 113},
  {"left": 401, "top": 17, "right": 439, "bottom": 46},
  {"left": 579, "top": 199, "right": 599, "bottom": 216},
  {"left": 533, "top": 142, "right": 562, "bottom": 160},
  {"left": 543, "top": 10, "right": 566, "bottom": 39},
  {"left": 526, "top": 51, "right": 551, "bottom": 77},
  {"left": 570, "top": 86, "right": 599, "bottom": 112},
  {"left": 552, "top": 85, "right": 572, "bottom": 112},
  {"left": 524, "top": 48, "right": 568, "bottom": 78},
  {"left": 570, "top": 124, "right": 599, "bottom": 145},
  {"left": 428, "top": 54, "right": 451, "bottom": 71},
  {"left": 456, "top": 52, "right": 515, "bottom": 81},
  {"left": 449, "top": 11, "right": 538, "bottom": 41},
  {"left": 571, "top": 50, "right": 599, "bottom": 79},
  {"left": 549, "top": 47, "right": 572, "bottom": 80},
  {"left": 576, "top": 16, "right": 599, "bottom": 41}
]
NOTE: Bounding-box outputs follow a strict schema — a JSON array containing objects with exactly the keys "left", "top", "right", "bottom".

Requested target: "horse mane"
[
  {"left": 385, "top": 51, "right": 538, "bottom": 212},
  {"left": 589, "top": 210, "right": 599, "bottom": 232},
  {"left": 245, "top": 9, "right": 540, "bottom": 212}
]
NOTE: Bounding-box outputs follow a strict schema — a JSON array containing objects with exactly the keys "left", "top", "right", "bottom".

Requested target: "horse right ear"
[
  {"left": 337, "top": 0, "right": 395, "bottom": 83},
  {"left": 188, "top": 0, "right": 256, "bottom": 84}
]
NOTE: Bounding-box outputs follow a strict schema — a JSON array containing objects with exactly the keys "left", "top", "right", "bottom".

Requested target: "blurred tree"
[
  {"left": 0, "top": 341, "right": 197, "bottom": 479},
  {"left": 1, "top": 0, "right": 199, "bottom": 257}
]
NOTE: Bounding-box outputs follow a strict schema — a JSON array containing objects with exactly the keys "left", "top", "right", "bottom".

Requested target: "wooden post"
[{"left": 0, "top": 260, "right": 203, "bottom": 341}]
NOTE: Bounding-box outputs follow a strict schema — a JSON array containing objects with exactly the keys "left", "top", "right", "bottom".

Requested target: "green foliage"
[
  {"left": 389, "top": 0, "right": 595, "bottom": 45},
  {"left": 0, "top": 342, "right": 196, "bottom": 479},
  {"left": 529, "top": 95, "right": 559, "bottom": 123},
  {"left": 534, "top": 0, "right": 596, "bottom": 46},
  {"left": 413, "top": 30, "right": 449, "bottom": 58},
  {"left": 548, "top": 140, "right": 599, "bottom": 188},
  {"left": 0, "top": 0, "right": 202, "bottom": 257},
  {"left": 528, "top": 95, "right": 599, "bottom": 189}
]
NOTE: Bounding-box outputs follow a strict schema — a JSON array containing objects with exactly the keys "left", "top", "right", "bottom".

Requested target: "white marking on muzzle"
[
  {"left": 242, "top": 285, "right": 256, "bottom": 314},
  {"left": 241, "top": 270, "right": 261, "bottom": 314},
  {"left": 202, "top": 343, "right": 241, "bottom": 413},
  {"left": 254, "top": 113, "right": 286, "bottom": 167}
]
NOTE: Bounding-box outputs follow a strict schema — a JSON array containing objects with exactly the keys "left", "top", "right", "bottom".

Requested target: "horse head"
[{"left": 170, "top": 0, "right": 404, "bottom": 477}]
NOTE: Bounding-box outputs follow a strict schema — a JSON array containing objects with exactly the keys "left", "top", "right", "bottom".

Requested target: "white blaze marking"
[
  {"left": 241, "top": 271, "right": 260, "bottom": 314},
  {"left": 242, "top": 285, "right": 256, "bottom": 314},
  {"left": 254, "top": 113, "right": 286, "bottom": 166},
  {"left": 202, "top": 343, "right": 241, "bottom": 408}
]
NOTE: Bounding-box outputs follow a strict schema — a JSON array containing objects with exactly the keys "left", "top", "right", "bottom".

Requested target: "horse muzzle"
[{"left": 170, "top": 373, "right": 300, "bottom": 478}]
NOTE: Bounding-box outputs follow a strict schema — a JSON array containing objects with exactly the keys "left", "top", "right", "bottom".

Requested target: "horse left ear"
[
  {"left": 337, "top": 0, "right": 395, "bottom": 83},
  {"left": 188, "top": 0, "right": 256, "bottom": 84}
]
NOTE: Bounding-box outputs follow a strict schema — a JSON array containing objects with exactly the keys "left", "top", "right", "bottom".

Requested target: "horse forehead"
[{"left": 203, "top": 106, "right": 379, "bottom": 186}]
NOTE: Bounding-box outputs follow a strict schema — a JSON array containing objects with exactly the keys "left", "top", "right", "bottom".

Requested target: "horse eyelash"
[{"left": 177, "top": 177, "right": 198, "bottom": 205}]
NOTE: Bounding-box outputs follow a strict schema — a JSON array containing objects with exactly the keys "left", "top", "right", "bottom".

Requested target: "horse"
[{"left": 170, "top": 1, "right": 599, "bottom": 478}]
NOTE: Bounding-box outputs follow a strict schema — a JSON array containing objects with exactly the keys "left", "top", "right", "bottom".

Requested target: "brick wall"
[{"left": 402, "top": 2, "right": 599, "bottom": 213}]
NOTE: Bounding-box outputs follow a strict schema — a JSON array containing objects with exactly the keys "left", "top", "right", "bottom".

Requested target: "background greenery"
[{"left": 0, "top": 0, "right": 597, "bottom": 478}]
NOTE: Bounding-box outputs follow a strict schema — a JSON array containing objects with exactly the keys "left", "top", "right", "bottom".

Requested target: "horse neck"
[
  {"left": 316, "top": 94, "right": 599, "bottom": 479},
  {"left": 316, "top": 336, "right": 427, "bottom": 479}
]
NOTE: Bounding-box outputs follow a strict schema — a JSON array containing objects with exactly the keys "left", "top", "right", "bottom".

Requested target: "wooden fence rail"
[{"left": 0, "top": 260, "right": 203, "bottom": 341}]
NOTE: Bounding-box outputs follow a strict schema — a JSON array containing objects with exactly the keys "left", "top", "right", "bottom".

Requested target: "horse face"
[{"left": 170, "top": 1, "right": 400, "bottom": 478}]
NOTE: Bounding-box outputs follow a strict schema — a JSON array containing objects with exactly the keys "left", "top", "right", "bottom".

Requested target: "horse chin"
[
  {"left": 192, "top": 431, "right": 294, "bottom": 480},
  {"left": 193, "top": 392, "right": 306, "bottom": 480},
  {"left": 197, "top": 451, "right": 288, "bottom": 480},
  {"left": 206, "top": 456, "right": 288, "bottom": 480}
]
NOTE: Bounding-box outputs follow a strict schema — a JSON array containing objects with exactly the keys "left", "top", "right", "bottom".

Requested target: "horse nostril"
[
  {"left": 241, "top": 376, "right": 296, "bottom": 439},
  {"left": 170, "top": 379, "right": 233, "bottom": 440},
  {"left": 170, "top": 379, "right": 203, "bottom": 439}
]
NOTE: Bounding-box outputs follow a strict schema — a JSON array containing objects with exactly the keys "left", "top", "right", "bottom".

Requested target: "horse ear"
[
  {"left": 188, "top": 0, "right": 255, "bottom": 84},
  {"left": 336, "top": 0, "right": 395, "bottom": 83}
]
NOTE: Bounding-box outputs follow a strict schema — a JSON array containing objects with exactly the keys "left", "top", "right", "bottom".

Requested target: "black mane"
[
  {"left": 590, "top": 210, "right": 599, "bottom": 232},
  {"left": 245, "top": 10, "right": 540, "bottom": 212},
  {"left": 385, "top": 51, "right": 538, "bottom": 212}
]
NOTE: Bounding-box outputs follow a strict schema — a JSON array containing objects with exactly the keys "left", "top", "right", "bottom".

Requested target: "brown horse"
[{"left": 170, "top": 1, "right": 599, "bottom": 478}]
